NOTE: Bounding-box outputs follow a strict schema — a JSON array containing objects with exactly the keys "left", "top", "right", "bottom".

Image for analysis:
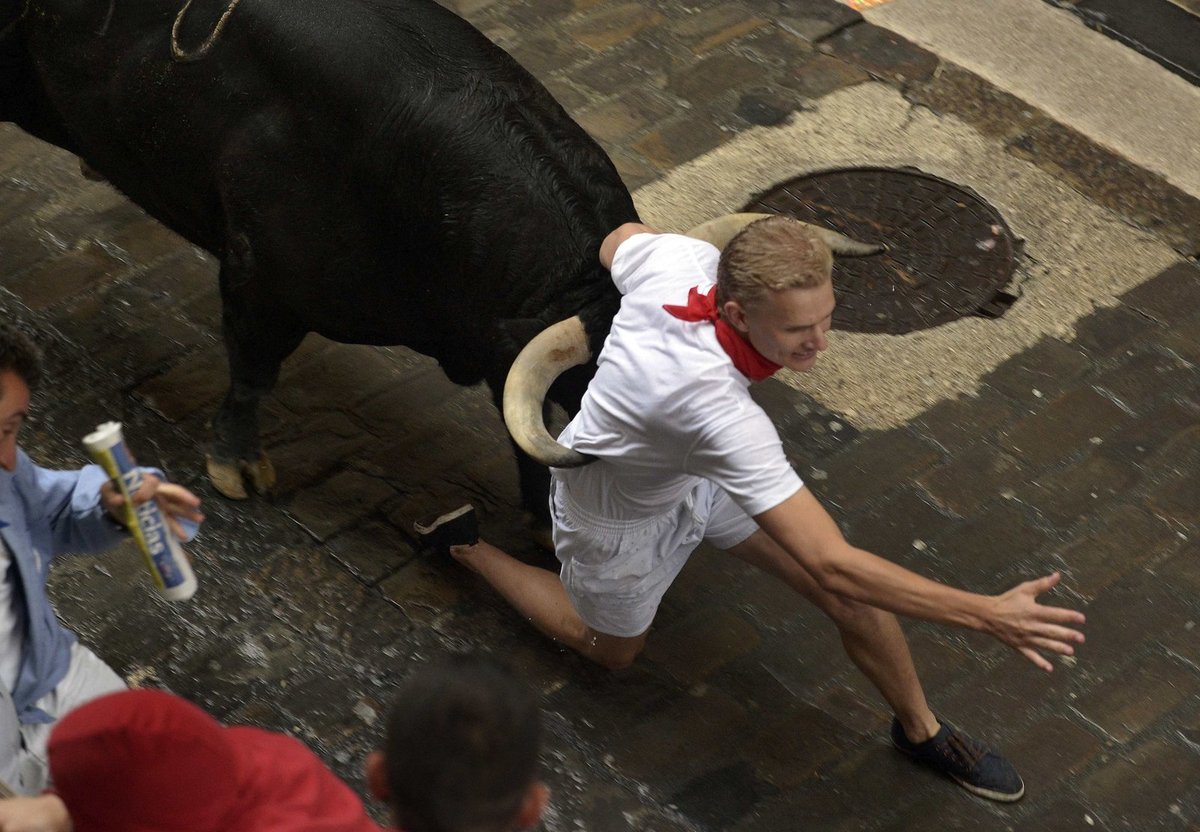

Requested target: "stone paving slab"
[{"left": 2, "top": 1, "right": 1199, "bottom": 830}]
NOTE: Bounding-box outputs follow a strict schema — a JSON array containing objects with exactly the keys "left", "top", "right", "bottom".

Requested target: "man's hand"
[
  {"left": 986, "top": 572, "right": 1086, "bottom": 672},
  {"left": 0, "top": 795, "right": 72, "bottom": 832},
  {"left": 100, "top": 474, "right": 204, "bottom": 541}
]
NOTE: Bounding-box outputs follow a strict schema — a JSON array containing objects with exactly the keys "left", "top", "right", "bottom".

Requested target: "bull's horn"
[
  {"left": 686, "top": 212, "right": 884, "bottom": 256},
  {"left": 503, "top": 316, "right": 594, "bottom": 468}
]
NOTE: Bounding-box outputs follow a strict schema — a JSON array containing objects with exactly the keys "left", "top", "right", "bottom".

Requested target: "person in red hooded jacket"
[
  {"left": 0, "top": 688, "right": 385, "bottom": 832},
  {"left": 0, "top": 655, "right": 548, "bottom": 832}
]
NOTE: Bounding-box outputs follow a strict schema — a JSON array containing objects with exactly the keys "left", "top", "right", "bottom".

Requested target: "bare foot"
[{"left": 450, "top": 539, "right": 501, "bottom": 572}]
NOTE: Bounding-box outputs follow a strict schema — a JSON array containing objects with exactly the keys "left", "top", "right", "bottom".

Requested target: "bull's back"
[
  {"left": 20, "top": 0, "right": 634, "bottom": 344},
  {"left": 234, "top": 0, "right": 636, "bottom": 327}
]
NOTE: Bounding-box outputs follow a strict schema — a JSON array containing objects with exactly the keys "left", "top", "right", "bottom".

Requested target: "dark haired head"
[
  {"left": 380, "top": 655, "right": 543, "bottom": 832},
  {"left": 0, "top": 322, "right": 43, "bottom": 390}
]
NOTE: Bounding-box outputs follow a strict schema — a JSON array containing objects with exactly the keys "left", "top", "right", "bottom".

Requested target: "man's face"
[
  {"left": 723, "top": 281, "right": 836, "bottom": 373},
  {"left": 0, "top": 369, "right": 31, "bottom": 472}
]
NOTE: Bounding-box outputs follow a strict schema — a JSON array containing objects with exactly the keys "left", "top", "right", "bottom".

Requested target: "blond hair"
[{"left": 716, "top": 216, "right": 833, "bottom": 309}]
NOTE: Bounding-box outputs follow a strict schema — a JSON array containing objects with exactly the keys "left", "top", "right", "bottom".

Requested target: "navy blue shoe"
[
  {"left": 891, "top": 717, "right": 1025, "bottom": 802},
  {"left": 414, "top": 504, "right": 478, "bottom": 555}
]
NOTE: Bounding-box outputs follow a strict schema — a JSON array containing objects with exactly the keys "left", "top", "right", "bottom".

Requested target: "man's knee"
[
  {"left": 586, "top": 630, "right": 647, "bottom": 671},
  {"left": 597, "top": 650, "right": 639, "bottom": 672},
  {"left": 821, "top": 592, "right": 890, "bottom": 631}
]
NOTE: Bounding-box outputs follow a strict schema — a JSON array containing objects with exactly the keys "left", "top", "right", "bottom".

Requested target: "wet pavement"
[{"left": 2, "top": 0, "right": 1199, "bottom": 829}]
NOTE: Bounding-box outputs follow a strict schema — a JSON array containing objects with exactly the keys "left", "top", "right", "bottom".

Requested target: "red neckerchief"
[{"left": 663, "top": 285, "right": 781, "bottom": 381}]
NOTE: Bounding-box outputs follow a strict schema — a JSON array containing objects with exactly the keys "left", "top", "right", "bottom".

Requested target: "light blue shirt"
[{"left": 0, "top": 449, "right": 134, "bottom": 724}]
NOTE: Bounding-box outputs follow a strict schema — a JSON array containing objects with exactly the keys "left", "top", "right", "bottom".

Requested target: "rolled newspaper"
[{"left": 82, "top": 422, "right": 197, "bottom": 601}]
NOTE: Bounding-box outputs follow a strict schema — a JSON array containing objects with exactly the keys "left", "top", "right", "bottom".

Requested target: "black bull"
[{"left": 1, "top": 0, "right": 639, "bottom": 518}]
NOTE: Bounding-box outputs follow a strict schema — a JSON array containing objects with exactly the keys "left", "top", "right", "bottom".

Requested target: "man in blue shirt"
[{"left": 0, "top": 323, "right": 203, "bottom": 794}]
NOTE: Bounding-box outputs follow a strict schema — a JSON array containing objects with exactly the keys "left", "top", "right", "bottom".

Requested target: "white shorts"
[
  {"left": 551, "top": 472, "right": 758, "bottom": 638},
  {"left": 0, "top": 643, "right": 126, "bottom": 795}
]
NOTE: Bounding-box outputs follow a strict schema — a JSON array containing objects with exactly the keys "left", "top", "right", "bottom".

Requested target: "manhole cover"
[{"left": 743, "top": 167, "right": 1019, "bottom": 334}]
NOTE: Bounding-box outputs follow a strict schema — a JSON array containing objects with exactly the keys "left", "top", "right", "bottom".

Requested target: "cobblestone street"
[{"left": 2, "top": 0, "right": 1198, "bottom": 829}]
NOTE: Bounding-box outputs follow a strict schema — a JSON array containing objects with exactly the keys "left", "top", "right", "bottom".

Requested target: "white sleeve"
[
  {"left": 610, "top": 233, "right": 721, "bottom": 296},
  {"left": 684, "top": 402, "right": 804, "bottom": 517}
]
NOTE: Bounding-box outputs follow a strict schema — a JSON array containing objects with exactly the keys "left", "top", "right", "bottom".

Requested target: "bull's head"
[{"left": 503, "top": 213, "right": 884, "bottom": 468}]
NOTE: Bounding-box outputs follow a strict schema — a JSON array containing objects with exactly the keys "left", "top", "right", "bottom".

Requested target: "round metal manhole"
[{"left": 742, "top": 167, "right": 1020, "bottom": 334}]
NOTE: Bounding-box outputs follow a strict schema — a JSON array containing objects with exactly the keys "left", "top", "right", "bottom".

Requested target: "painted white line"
[{"left": 852, "top": 0, "right": 1200, "bottom": 197}]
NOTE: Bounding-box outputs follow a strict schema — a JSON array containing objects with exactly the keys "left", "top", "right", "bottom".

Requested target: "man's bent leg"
[
  {"left": 452, "top": 541, "right": 648, "bottom": 670},
  {"left": 726, "top": 529, "right": 1025, "bottom": 801},
  {"left": 726, "top": 530, "right": 938, "bottom": 742}
]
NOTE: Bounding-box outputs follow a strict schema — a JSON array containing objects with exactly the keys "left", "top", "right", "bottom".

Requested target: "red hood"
[{"left": 48, "top": 689, "right": 386, "bottom": 832}]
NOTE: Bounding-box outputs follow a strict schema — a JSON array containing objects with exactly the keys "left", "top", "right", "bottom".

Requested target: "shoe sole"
[
  {"left": 892, "top": 742, "right": 1026, "bottom": 803},
  {"left": 414, "top": 504, "right": 475, "bottom": 535},
  {"left": 952, "top": 775, "right": 1025, "bottom": 803}
]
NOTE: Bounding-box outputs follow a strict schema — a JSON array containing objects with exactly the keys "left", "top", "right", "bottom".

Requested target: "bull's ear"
[{"left": 495, "top": 318, "right": 549, "bottom": 353}]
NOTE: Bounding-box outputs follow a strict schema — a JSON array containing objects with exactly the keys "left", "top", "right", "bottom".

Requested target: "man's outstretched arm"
[{"left": 754, "top": 487, "right": 1086, "bottom": 671}]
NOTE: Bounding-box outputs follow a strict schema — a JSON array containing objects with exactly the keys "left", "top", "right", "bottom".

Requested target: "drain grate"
[{"left": 743, "top": 167, "right": 1020, "bottom": 334}]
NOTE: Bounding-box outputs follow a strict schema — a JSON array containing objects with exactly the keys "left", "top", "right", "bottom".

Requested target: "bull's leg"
[
  {"left": 486, "top": 373, "right": 553, "bottom": 534},
  {"left": 207, "top": 267, "right": 305, "bottom": 499},
  {"left": 513, "top": 424, "right": 553, "bottom": 534}
]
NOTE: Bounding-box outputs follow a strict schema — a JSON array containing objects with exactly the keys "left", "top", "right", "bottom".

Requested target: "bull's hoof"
[
  {"left": 206, "top": 452, "right": 276, "bottom": 500},
  {"left": 207, "top": 454, "right": 249, "bottom": 499},
  {"left": 244, "top": 452, "right": 276, "bottom": 496}
]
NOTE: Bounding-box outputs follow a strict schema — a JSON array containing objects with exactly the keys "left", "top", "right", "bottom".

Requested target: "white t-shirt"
[
  {"left": 0, "top": 536, "right": 24, "bottom": 694},
  {"left": 559, "top": 233, "right": 803, "bottom": 520}
]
